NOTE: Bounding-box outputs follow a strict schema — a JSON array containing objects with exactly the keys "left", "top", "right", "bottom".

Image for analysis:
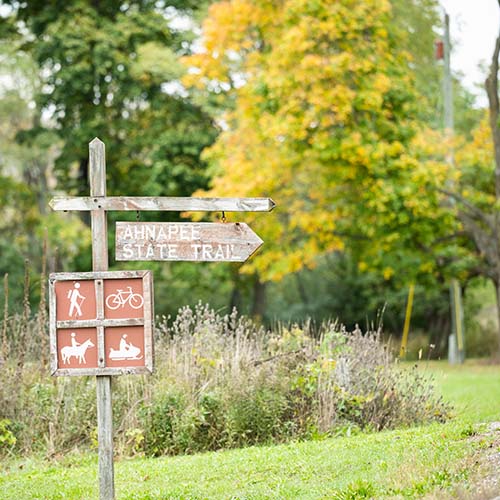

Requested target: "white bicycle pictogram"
[{"left": 106, "top": 286, "right": 144, "bottom": 310}]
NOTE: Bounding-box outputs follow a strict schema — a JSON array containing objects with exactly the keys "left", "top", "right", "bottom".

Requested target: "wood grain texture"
[
  {"left": 49, "top": 278, "right": 58, "bottom": 375},
  {"left": 49, "top": 270, "right": 149, "bottom": 281},
  {"left": 96, "top": 374, "right": 114, "bottom": 500},
  {"left": 96, "top": 280, "right": 105, "bottom": 369},
  {"left": 49, "top": 196, "right": 276, "bottom": 212},
  {"left": 89, "top": 140, "right": 108, "bottom": 273},
  {"left": 56, "top": 318, "right": 145, "bottom": 329},
  {"left": 89, "top": 138, "right": 115, "bottom": 500},
  {"left": 53, "top": 366, "right": 154, "bottom": 377},
  {"left": 115, "top": 222, "right": 263, "bottom": 262},
  {"left": 142, "top": 272, "right": 154, "bottom": 374}
]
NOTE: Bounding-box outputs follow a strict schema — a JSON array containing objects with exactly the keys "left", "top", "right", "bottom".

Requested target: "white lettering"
[
  {"left": 179, "top": 225, "right": 190, "bottom": 241},
  {"left": 145, "top": 225, "right": 156, "bottom": 241},
  {"left": 123, "top": 243, "right": 134, "bottom": 259},
  {"left": 118, "top": 224, "right": 243, "bottom": 261},
  {"left": 202, "top": 244, "right": 213, "bottom": 260},
  {"left": 157, "top": 226, "right": 167, "bottom": 241},
  {"left": 145, "top": 244, "right": 155, "bottom": 258},
  {"left": 134, "top": 225, "right": 145, "bottom": 240},
  {"left": 134, "top": 244, "right": 143, "bottom": 258},
  {"left": 191, "top": 224, "right": 201, "bottom": 240},
  {"left": 168, "top": 244, "right": 178, "bottom": 259},
  {"left": 192, "top": 244, "right": 202, "bottom": 259},
  {"left": 214, "top": 245, "right": 225, "bottom": 260},
  {"left": 167, "top": 224, "right": 179, "bottom": 239}
]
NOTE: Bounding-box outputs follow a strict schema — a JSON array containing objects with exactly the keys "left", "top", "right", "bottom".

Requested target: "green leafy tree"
[
  {"left": 1, "top": 1, "right": 218, "bottom": 198},
  {"left": 0, "top": 41, "right": 92, "bottom": 309},
  {"left": 0, "top": 1, "right": 224, "bottom": 314},
  {"left": 432, "top": 0, "right": 500, "bottom": 355},
  {"left": 184, "top": 0, "right": 456, "bottom": 293}
]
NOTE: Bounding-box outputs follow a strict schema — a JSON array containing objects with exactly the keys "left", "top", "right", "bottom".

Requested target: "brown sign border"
[{"left": 49, "top": 270, "right": 154, "bottom": 376}]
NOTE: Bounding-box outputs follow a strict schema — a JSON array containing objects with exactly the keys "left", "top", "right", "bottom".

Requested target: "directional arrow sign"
[{"left": 115, "top": 222, "right": 263, "bottom": 262}]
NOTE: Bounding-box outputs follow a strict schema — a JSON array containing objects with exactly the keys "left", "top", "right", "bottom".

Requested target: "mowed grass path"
[{"left": 1, "top": 361, "right": 499, "bottom": 499}]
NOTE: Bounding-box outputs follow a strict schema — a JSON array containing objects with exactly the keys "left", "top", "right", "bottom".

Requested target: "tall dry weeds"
[
  {"left": 38, "top": 233, "right": 48, "bottom": 368},
  {"left": 1, "top": 273, "right": 8, "bottom": 364},
  {"left": 0, "top": 299, "right": 450, "bottom": 458},
  {"left": 15, "top": 259, "right": 31, "bottom": 375}
]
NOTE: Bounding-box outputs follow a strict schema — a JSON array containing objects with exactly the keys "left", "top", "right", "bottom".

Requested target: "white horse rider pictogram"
[
  {"left": 68, "top": 282, "right": 86, "bottom": 318},
  {"left": 61, "top": 333, "right": 95, "bottom": 364},
  {"left": 109, "top": 334, "right": 142, "bottom": 361}
]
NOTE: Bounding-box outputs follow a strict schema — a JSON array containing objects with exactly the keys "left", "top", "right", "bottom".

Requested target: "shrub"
[
  {"left": 0, "top": 419, "right": 16, "bottom": 451},
  {"left": 1, "top": 303, "right": 450, "bottom": 458},
  {"left": 224, "top": 384, "right": 293, "bottom": 447},
  {"left": 140, "top": 392, "right": 186, "bottom": 456}
]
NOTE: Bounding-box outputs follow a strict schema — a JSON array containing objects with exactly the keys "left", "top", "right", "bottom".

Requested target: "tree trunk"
[
  {"left": 78, "top": 157, "right": 91, "bottom": 225},
  {"left": 251, "top": 274, "right": 267, "bottom": 320},
  {"left": 295, "top": 272, "right": 309, "bottom": 307},
  {"left": 486, "top": 34, "right": 500, "bottom": 202},
  {"left": 229, "top": 264, "right": 243, "bottom": 313},
  {"left": 486, "top": 27, "right": 500, "bottom": 356},
  {"left": 494, "top": 279, "right": 500, "bottom": 358},
  {"left": 229, "top": 279, "right": 241, "bottom": 313}
]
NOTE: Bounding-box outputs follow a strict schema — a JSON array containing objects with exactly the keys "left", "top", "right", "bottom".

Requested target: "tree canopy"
[
  {"left": 184, "top": 0, "right": 454, "bottom": 286},
  {"left": 2, "top": 0, "right": 217, "bottom": 197},
  {"left": 0, "top": 0, "right": 496, "bottom": 351}
]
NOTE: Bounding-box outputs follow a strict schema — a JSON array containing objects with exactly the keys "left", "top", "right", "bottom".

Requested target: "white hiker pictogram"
[
  {"left": 61, "top": 333, "right": 95, "bottom": 364},
  {"left": 109, "top": 333, "right": 143, "bottom": 360},
  {"left": 67, "top": 282, "right": 86, "bottom": 318},
  {"left": 105, "top": 286, "right": 144, "bottom": 310}
]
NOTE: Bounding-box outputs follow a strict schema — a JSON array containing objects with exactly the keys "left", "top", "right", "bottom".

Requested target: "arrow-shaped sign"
[{"left": 115, "top": 222, "right": 263, "bottom": 262}]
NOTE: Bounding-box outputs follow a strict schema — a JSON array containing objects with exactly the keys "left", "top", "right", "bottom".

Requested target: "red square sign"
[
  {"left": 57, "top": 328, "right": 98, "bottom": 369},
  {"left": 105, "top": 326, "right": 145, "bottom": 368},
  {"left": 104, "top": 279, "right": 144, "bottom": 319},
  {"left": 55, "top": 280, "right": 96, "bottom": 321},
  {"left": 49, "top": 271, "right": 153, "bottom": 376}
]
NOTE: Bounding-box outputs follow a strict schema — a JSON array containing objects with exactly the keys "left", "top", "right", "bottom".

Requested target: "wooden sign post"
[{"left": 49, "top": 138, "right": 275, "bottom": 500}]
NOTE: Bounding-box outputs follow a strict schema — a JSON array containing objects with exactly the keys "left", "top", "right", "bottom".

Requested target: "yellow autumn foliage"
[{"left": 183, "top": 0, "right": 455, "bottom": 282}]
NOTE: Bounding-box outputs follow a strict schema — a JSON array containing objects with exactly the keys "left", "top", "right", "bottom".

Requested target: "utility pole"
[
  {"left": 441, "top": 12, "right": 465, "bottom": 364},
  {"left": 443, "top": 13, "right": 454, "bottom": 145}
]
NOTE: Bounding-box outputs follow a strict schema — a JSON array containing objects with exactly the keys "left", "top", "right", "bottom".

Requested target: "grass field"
[{"left": 1, "top": 361, "right": 499, "bottom": 499}]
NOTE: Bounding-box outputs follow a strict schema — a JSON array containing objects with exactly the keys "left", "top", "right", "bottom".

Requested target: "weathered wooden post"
[{"left": 89, "top": 138, "right": 115, "bottom": 499}]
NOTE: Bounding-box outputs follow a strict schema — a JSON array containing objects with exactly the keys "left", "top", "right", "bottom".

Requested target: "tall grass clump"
[
  {"left": 1, "top": 298, "right": 450, "bottom": 459},
  {"left": 135, "top": 304, "right": 449, "bottom": 456}
]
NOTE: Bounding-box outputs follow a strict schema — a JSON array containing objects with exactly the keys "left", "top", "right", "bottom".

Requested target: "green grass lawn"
[
  {"left": 1, "top": 361, "right": 499, "bottom": 499},
  {"left": 427, "top": 360, "right": 500, "bottom": 422}
]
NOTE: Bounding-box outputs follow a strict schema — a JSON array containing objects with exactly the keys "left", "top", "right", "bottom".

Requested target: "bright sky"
[{"left": 440, "top": 0, "right": 500, "bottom": 106}]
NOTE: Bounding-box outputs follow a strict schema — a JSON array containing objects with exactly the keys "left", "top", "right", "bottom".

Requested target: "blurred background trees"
[{"left": 0, "top": 0, "right": 498, "bottom": 357}]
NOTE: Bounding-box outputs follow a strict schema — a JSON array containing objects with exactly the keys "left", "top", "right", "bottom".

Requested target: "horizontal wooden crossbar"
[
  {"left": 52, "top": 366, "right": 153, "bottom": 377},
  {"left": 49, "top": 270, "right": 149, "bottom": 281},
  {"left": 56, "top": 318, "right": 145, "bottom": 329},
  {"left": 49, "top": 196, "right": 276, "bottom": 212}
]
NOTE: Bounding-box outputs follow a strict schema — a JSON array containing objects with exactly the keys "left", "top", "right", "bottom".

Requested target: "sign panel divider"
[{"left": 56, "top": 318, "right": 145, "bottom": 328}]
